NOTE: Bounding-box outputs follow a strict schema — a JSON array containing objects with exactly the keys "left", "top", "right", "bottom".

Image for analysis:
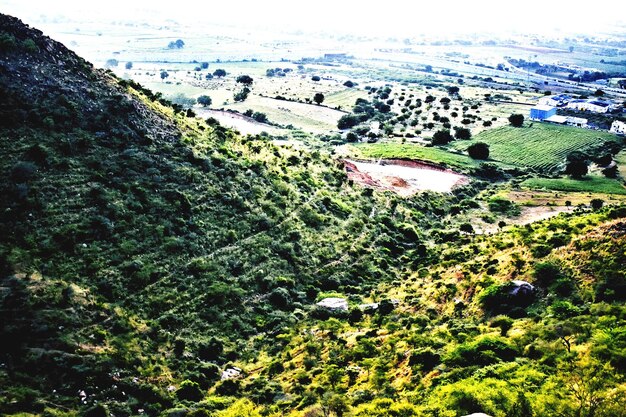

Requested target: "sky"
[{"left": 2, "top": 0, "right": 625, "bottom": 37}]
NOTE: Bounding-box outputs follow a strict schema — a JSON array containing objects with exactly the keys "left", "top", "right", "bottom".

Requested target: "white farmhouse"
[{"left": 610, "top": 120, "right": 626, "bottom": 135}]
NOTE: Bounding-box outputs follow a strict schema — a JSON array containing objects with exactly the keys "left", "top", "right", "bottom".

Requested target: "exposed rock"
[
  {"left": 461, "top": 414, "right": 493, "bottom": 417},
  {"left": 358, "top": 302, "right": 379, "bottom": 312},
  {"left": 221, "top": 367, "right": 242, "bottom": 380},
  {"left": 316, "top": 297, "right": 348, "bottom": 311},
  {"left": 509, "top": 280, "right": 535, "bottom": 297}
]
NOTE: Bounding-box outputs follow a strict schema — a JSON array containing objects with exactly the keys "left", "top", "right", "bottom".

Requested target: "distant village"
[{"left": 529, "top": 93, "right": 626, "bottom": 134}]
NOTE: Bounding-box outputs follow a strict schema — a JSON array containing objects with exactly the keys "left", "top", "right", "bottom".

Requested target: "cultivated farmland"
[{"left": 459, "top": 123, "right": 622, "bottom": 172}]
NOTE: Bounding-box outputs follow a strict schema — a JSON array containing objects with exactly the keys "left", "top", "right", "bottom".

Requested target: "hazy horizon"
[{"left": 3, "top": 0, "right": 626, "bottom": 38}]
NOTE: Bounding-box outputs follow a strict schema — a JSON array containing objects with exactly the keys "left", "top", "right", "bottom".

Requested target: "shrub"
[
  {"left": 176, "top": 380, "right": 204, "bottom": 402},
  {"left": 467, "top": 142, "right": 489, "bottom": 159},
  {"left": 455, "top": 127, "right": 472, "bottom": 140},
  {"left": 10, "top": 161, "right": 37, "bottom": 182},
  {"left": 0, "top": 32, "right": 17, "bottom": 51},
  {"left": 550, "top": 300, "right": 580, "bottom": 319},
  {"left": 508, "top": 113, "right": 524, "bottom": 127},
  {"left": 445, "top": 335, "right": 518, "bottom": 366},
  {"left": 432, "top": 129, "right": 453, "bottom": 145},
  {"left": 533, "top": 262, "right": 563, "bottom": 288},
  {"left": 197, "top": 95, "right": 212, "bottom": 107},
  {"left": 488, "top": 197, "right": 520, "bottom": 216}
]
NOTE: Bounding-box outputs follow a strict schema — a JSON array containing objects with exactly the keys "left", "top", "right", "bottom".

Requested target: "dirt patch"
[
  {"left": 194, "top": 108, "right": 283, "bottom": 135},
  {"left": 344, "top": 159, "right": 469, "bottom": 195}
]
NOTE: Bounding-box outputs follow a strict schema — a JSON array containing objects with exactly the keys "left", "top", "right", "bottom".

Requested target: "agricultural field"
[
  {"left": 458, "top": 123, "right": 622, "bottom": 172},
  {"left": 521, "top": 175, "right": 626, "bottom": 195}
]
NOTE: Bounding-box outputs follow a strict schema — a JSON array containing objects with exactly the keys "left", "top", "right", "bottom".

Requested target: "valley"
[{"left": 1, "top": 5, "right": 626, "bottom": 417}]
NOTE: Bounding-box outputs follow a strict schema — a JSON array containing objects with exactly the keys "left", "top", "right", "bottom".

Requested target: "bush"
[
  {"left": 533, "top": 262, "right": 562, "bottom": 287},
  {"left": 432, "top": 129, "right": 453, "bottom": 145},
  {"left": 176, "top": 380, "right": 204, "bottom": 402},
  {"left": 21, "top": 39, "right": 38, "bottom": 53},
  {"left": 445, "top": 336, "right": 518, "bottom": 366},
  {"left": 311, "top": 75, "right": 321, "bottom": 81},
  {"left": 0, "top": 32, "right": 17, "bottom": 51},
  {"left": 10, "top": 161, "right": 37, "bottom": 183},
  {"left": 233, "top": 87, "right": 250, "bottom": 102},
  {"left": 197, "top": 95, "right": 212, "bottom": 107},
  {"left": 508, "top": 114, "right": 524, "bottom": 127},
  {"left": 590, "top": 198, "right": 604, "bottom": 210},
  {"left": 268, "top": 287, "right": 291, "bottom": 309},
  {"left": 467, "top": 142, "right": 489, "bottom": 159},
  {"left": 488, "top": 197, "right": 520, "bottom": 216},
  {"left": 455, "top": 127, "right": 472, "bottom": 140},
  {"left": 550, "top": 300, "right": 580, "bottom": 319},
  {"left": 337, "top": 114, "right": 361, "bottom": 130}
]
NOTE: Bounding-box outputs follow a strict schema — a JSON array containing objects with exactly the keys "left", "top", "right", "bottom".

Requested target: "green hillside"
[{"left": 0, "top": 13, "right": 625, "bottom": 417}]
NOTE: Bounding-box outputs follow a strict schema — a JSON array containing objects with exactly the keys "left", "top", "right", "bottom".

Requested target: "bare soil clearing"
[
  {"left": 194, "top": 108, "right": 284, "bottom": 135},
  {"left": 344, "top": 159, "right": 469, "bottom": 195}
]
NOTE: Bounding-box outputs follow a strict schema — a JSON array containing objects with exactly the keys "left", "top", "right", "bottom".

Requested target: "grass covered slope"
[{"left": 233, "top": 208, "right": 626, "bottom": 417}]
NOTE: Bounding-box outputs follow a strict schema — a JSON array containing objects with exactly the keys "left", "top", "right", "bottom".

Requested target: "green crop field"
[
  {"left": 353, "top": 143, "right": 479, "bottom": 170},
  {"left": 521, "top": 175, "right": 626, "bottom": 195},
  {"left": 460, "top": 123, "right": 621, "bottom": 172},
  {"left": 323, "top": 89, "right": 369, "bottom": 110}
]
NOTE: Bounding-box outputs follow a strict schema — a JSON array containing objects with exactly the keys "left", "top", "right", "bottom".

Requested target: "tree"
[
  {"left": 313, "top": 93, "right": 325, "bottom": 105},
  {"left": 447, "top": 86, "right": 460, "bottom": 95},
  {"left": 590, "top": 198, "right": 604, "bottom": 210},
  {"left": 197, "top": 95, "right": 212, "bottom": 107},
  {"left": 236, "top": 75, "right": 254, "bottom": 86},
  {"left": 343, "top": 80, "right": 355, "bottom": 87},
  {"left": 337, "top": 114, "right": 360, "bottom": 130},
  {"left": 125, "top": 61, "right": 133, "bottom": 70},
  {"left": 321, "top": 393, "right": 349, "bottom": 417},
  {"left": 311, "top": 75, "right": 321, "bottom": 81},
  {"left": 168, "top": 39, "right": 185, "bottom": 49},
  {"left": 565, "top": 151, "right": 589, "bottom": 178},
  {"left": 467, "top": 142, "right": 490, "bottom": 159},
  {"left": 432, "top": 129, "right": 453, "bottom": 145},
  {"left": 234, "top": 87, "right": 250, "bottom": 102},
  {"left": 201, "top": 62, "right": 209, "bottom": 69},
  {"left": 213, "top": 69, "right": 227, "bottom": 78},
  {"left": 105, "top": 58, "right": 119, "bottom": 68},
  {"left": 594, "top": 89, "right": 605, "bottom": 97},
  {"left": 508, "top": 113, "right": 524, "bottom": 127},
  {"left": 160, "top": 70, "right": 169, "bottom": 80},
  {"left": 252, "top": 112, "right": 268, "bottom": 123},
  {"left": 455, "top": 127, "right": 471, "bottom": 140}
]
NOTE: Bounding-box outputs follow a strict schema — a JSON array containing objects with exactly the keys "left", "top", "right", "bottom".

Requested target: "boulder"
[
  {"left": 221, "top": 367, "right": 242, "bottom": 380},
  {"left": 316, "top": 297, "right": 349, "bottom": 311},
  {"left": 509, "top": 280, "right": 535, "bottom": 297}
]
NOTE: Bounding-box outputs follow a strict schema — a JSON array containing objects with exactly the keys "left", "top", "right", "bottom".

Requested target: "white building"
[
  {"left": 567, "top": 99, "right": 613, "bottom": 113},
  {"left": 544, "top": 115, "right": 587, "bottom": 128},
  {"left": 610, "top": 120, "right": 626, "bottom": 135}
]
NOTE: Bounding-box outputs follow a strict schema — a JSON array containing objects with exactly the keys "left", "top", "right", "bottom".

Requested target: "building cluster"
[
  {"left": 529, "top": 104, "right": 588, "bottom": 127},
  {"left": 530, "top": 93, "right": 624, "bottom": 131}
]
